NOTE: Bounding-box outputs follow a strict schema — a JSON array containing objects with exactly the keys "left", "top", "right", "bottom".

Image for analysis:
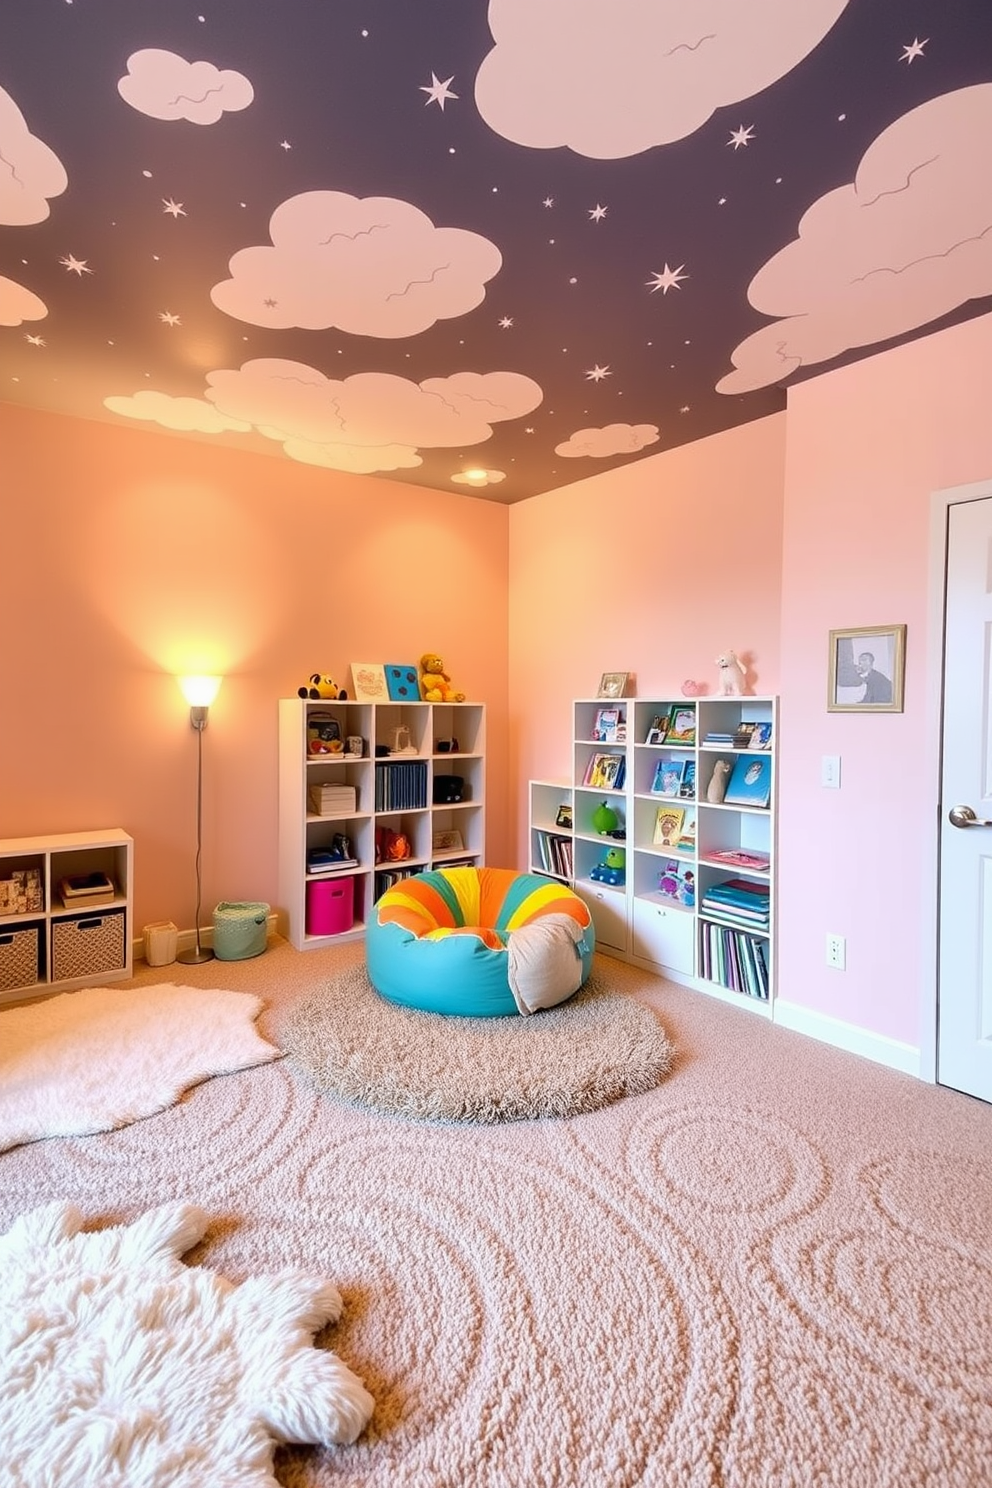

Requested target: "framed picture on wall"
[{"left": 827, "top": 625, "right": 906, "bottom": 712}]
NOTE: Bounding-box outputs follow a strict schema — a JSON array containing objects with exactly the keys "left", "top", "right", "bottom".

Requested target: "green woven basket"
[{"left": 212, "top": 901, "right": 270, "bottom": 961}]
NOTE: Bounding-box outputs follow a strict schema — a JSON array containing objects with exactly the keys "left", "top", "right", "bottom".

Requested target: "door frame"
[{"left": 923, "top": 476, "right": 992, "bottom": 1084}]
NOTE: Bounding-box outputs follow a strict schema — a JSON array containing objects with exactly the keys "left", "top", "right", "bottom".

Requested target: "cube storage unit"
[
  {"left": 279, "top": 697, "right": 486, "bottom": 950},
  {"left": 0, "top": 828, "right": 134, "bottom": 1005},
  {"left": 529, "top": 696, "right": 778, "bottom": 1014}
]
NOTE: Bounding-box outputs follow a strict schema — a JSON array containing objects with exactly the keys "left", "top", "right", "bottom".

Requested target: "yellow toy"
[
  {"left": 297, "top": 673, "right": 347, "bottom": 700},
  {"left": 419, "top": 653, "right": 465, "bottom": 703}
]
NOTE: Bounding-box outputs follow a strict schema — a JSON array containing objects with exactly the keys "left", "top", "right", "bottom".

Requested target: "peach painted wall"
[
  {"left": 777, "top": 311, "right": 992, "bottom": 1048},
  {"left": 0, "top": 404, "right": 510, "bottom": 934},
  {"left": 508, "top": 414, "right": 787, "bottom": 854}
]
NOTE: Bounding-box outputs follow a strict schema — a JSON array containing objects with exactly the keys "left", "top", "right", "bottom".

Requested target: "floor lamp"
[{"left": 176, "top": 674, "right": 222, "bottom": 966}]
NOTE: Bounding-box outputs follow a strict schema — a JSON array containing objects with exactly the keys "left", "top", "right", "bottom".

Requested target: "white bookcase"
[
  {"left": 0, "top": 828, "right": 134, "bottom": 1005},
  {"left": 529, "top": 695, "right": 778, "bottom": 1013},
  {"left": 278, "top": 697, "right": 486, "bottom": 951}
]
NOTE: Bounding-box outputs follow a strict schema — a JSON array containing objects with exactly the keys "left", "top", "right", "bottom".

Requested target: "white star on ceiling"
[
  {"left": 900, "top": 37, "right": 928, "bottom": 64},
  {"left": 728, "top": 125, "right": 754, "bottom": 149},
  {"left": 589, "top": 204, "right": 608, "bottom": 222},
  {"left": 25, "top": 334, "right": 46, "bottom": 345},
  {"left": 585, "top": 364, "right": 611, "bottom": 382},
  {"left": 158, "top": 311, "right": 181, "bottom": 326},
  {"left": 60, "top": 254, "right": 93, "bottom": 275},
  {"left": 280, "top": 140, "right": 292, "bottom": 150},
  {"left": 647, "top": 263, "right": 687, "bottom": 294},
  {"left": 543, "top": 197, "right": 554, "bottom": 208},
  {"left": 162, "top": 198, "right": 186, "bottom": 217},
  {"left": 421, "top": 73, "right": 458, "bottom": 109},
  {"left": 498, "top": 316, "right": 513, "bottom": 328}
]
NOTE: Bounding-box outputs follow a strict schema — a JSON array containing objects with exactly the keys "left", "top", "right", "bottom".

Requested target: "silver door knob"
[{"left": 948, "top": 804, "right": 992, "bottom": 828}]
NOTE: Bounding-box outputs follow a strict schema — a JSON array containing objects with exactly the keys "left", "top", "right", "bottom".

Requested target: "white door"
[{"left": 938, "top": 492, "right": 992, "bottom": 1101}]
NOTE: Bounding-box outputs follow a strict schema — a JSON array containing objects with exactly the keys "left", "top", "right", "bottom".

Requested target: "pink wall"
[
  {"left": 778, "top": 312, "right": 992, "bottom": 1046},
  {"left": 508, "top": 414, "right": 787, "bottom": 852},
  {"left": 0, "top": 405, "right": 510, "bottom": 933}
]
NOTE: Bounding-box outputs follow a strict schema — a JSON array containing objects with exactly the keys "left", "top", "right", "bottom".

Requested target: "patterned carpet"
[{"left": 1, "top": 937, "right": 990, "bottom": 1487}]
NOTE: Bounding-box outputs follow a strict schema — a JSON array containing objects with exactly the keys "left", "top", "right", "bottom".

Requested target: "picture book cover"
[
  {"left": 665, "top": 707, "right": 696, "bottom": 744},
  {"left": 678, "top": 759, "right": 697, "bottom": 799},
  {"left": 585, "top": 752, "right": 624, "bottom": 790},
  {"left": 651, "top": 758, "right": 684, "bottom": 797},
  {"left": 723, "top": 754, "right": 772, "bottom": 807},
  {"left": 653, "top": 805, "right": 686, "bottom": 848},
  {"left": 593, "top": 706, "right": 621, "bottom": 742}
]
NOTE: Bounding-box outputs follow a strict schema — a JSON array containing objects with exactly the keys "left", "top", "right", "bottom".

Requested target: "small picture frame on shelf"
[
  {"left": 555, "top": 803, "right": 573, "bottom": 829},
  {"left": 597, "top": 671, "right": 630, "bottom": 699},
  {"left": 350, "top": 662, "right": 389, "bottom": 702},
  {"left": 432, "top": 828, "right": 464, "bottom": 853},
  {"left": 645, "top": 712, "right": 669, "bottom": 745},
  {"left": 827, "top": 625, "right": 906, "bottom": 712},
  {"left": 665, "top": 706, "right": 696, "bottom": 744}
]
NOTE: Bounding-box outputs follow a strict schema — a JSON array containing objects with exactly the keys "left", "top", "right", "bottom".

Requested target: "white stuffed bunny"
[{"left": 715, "top": 651, "right": 746, "bottom": 696}]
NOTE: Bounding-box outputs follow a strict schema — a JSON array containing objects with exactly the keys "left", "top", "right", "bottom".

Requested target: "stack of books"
[
  {"left": 707, "top": 848, "right": 770, "bottom": 872},
  {"left": 703, "top": 730, "right": 734, "bottom": 745},
  {"left": 308, "top": 783, "right": 357, "bottom": 816},
  {"left": 700, "top": 877, "right": 770, "bottom": 929}
]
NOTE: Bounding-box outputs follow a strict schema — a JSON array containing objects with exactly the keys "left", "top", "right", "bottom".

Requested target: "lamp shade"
[{"left": 178, "top": 675, "right": 223, "bottom": 708}]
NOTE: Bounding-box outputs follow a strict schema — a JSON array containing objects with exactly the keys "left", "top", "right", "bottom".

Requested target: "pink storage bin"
[{"left": 306, "top": 878, "right": 354, "bottom": 936}]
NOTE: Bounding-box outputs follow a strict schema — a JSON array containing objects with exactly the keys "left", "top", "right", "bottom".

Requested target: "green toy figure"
[{"left": 590, "top": 845, "right": 625, "bottom": 887}]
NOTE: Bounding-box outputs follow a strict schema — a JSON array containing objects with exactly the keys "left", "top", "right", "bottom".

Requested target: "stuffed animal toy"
[
  {"left": 298, "top": 674, "right": 347, "bottom": 700},
  {"left": 419, "top": 653, "right": 465, "bottom": 703},
  {"left": 706, "top": 759, "right": 732, "bottom": 803},
  {"left": 714, "top": 651, "right": 746, "bottom": 697}
]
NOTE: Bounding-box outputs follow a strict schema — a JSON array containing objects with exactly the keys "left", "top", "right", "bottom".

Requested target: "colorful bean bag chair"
[{"left": 366, "top": 867, "right": 595, "bottom": 1017}]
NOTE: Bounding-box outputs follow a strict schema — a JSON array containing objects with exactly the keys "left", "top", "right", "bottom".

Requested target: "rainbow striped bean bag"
[{"left": 366, "top": 867, "right": 595, "bottom": 1016}]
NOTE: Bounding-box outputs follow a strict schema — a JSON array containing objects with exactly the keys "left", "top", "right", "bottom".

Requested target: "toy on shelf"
[
  {"left": 590, "top": 845, "right": 625, "bottom": 887},
  {"left": 706, "top": 759, "right": 732, "bottom": 803},
  {"left": 376, "top": 826, "right": 411, "bottom": 863},
  {"left": 592, "top": 800, "right": 619, "bottom": 835},
  {"left": 298, "top": 673, "right": 348, "bottom": 700},
  {"left": 714, "top": 651, "right": 746, "bottom": 697},
  {"left": 419, "top": 653, "right": 465, "bottom": 703}
]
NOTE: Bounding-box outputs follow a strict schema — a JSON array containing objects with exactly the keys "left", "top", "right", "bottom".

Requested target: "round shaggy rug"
[{"left": 282, "top": 966, "right": 676, "bottom": 1123}]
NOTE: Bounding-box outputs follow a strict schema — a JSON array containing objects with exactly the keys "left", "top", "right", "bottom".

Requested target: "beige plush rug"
[
  {"left": 1, "top": 938, "right": 990, "bottom": 1487},
  {"left": 0, "top": 983, "right": 281, "bottom": 1152},
  {"left": 282, "top": 967, "right": 675, "bottom": 1122}
]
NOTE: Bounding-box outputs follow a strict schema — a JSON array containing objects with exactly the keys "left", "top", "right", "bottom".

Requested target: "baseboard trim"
[
  {"left": 773, "top": 998, "right": 922, "bottom": 1078},
  {"left": 133, "top": 912, "right": 279, "bottom": 963}
]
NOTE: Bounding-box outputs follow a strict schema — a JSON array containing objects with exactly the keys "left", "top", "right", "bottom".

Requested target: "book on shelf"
[
  {"left": 584, "top": 752, "right": 625, "bottom": 790},
  {"left": 650, "top": 757, "right": 684, "bottom": 797},
  {"left": 664, "top": 706, "right": 696, "bottom": 745},
  {"left": 657, "top": 859, "right": 695, "bottom": 906},
  {"left": 652, "top": 804, "right": 686, "bottom": 848},
  {"left": 707, "top": 848, "right": 770, "bottom": 871},
  {"left": 675, "top": 815, "right": 697, "bottom": 853},
  {"left": 703, "top": 732, "right": 735, "bottom": 746},
  {"left": 722, "top": 754, "right": 772, "bottom": 808},
  {"left": 701, "top": 878, "right": 770, "bottom": 925},
  {"left": 677, "top": 759, "right": 696, "bottom": 799},
  {"left": 733, "top": 721, "right": 773, "bottom": 750},
  {"left": 592, "top": 706, "right": 622, "bottom": 742}
]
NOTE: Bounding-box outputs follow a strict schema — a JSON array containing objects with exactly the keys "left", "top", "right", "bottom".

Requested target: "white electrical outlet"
[{"left": 826, "top": 934, "right": 846, "bottom": 970}]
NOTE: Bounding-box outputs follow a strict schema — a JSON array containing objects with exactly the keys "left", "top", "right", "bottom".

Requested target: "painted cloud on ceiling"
[
  {"left": 117, "top": 50, "right": 254, "bottom": 124},
  {"left": 718, "top": 84, "right": 992, "bottom": 395},
  {"left": 475, "top": 0, "right": 849, "bottom": 159},
  {"left": 555, "top": 423, "right": 660, "bottom": 458},
  {"left": 101, "top": 361, "right": 543, "bottom": 474},
  {"left": 0, "top": 86, "right": 67, "bottom": 225},
  {"left": 211, "top": 192, "right": 503, "bottom": 336},
  {"left": 103, "top": 392, "right": 252, "bottom": 435},
  {"left": 0, "top": 277, "right": 47, "bottom": 327}
]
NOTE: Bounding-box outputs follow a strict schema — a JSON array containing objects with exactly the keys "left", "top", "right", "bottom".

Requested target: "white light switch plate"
[{"left": 821, "top": 755, "right": 841, "bottom": 788}]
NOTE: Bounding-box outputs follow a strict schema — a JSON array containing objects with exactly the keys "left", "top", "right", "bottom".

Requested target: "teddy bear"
[
  {"left": 419, "top": 653, "right": 465, "bottom": 703},
  {"left": 714, "top": 651, "right": 747, "bottom": 697},
  {"left": 298, "top": 674, "right": 347, "bottom": 700}
]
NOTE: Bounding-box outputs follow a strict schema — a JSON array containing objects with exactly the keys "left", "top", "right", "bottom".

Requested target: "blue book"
[{"left": 723, "top": 754, "right": 772, "bottom": 807}]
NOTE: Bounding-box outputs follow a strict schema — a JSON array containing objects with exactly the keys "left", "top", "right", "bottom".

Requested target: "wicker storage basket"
[
  {"left": 51, "top": 909, "right": 126, "bottom": 981},
  {"left": 0, "top": 924, "right": 40, "bottom": 991}
]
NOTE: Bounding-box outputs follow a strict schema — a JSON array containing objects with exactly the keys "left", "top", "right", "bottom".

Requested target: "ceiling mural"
[{"left": 1, "top": 0, "right": 990, "bottom": 505}]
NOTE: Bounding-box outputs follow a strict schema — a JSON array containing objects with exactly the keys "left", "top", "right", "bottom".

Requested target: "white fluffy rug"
[
  {"left": 0, "top": 1200, "right": 374, "bottom": 1487},
  {"left": 0, "top": 983, "right": 281, "bottom": 1153}
]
